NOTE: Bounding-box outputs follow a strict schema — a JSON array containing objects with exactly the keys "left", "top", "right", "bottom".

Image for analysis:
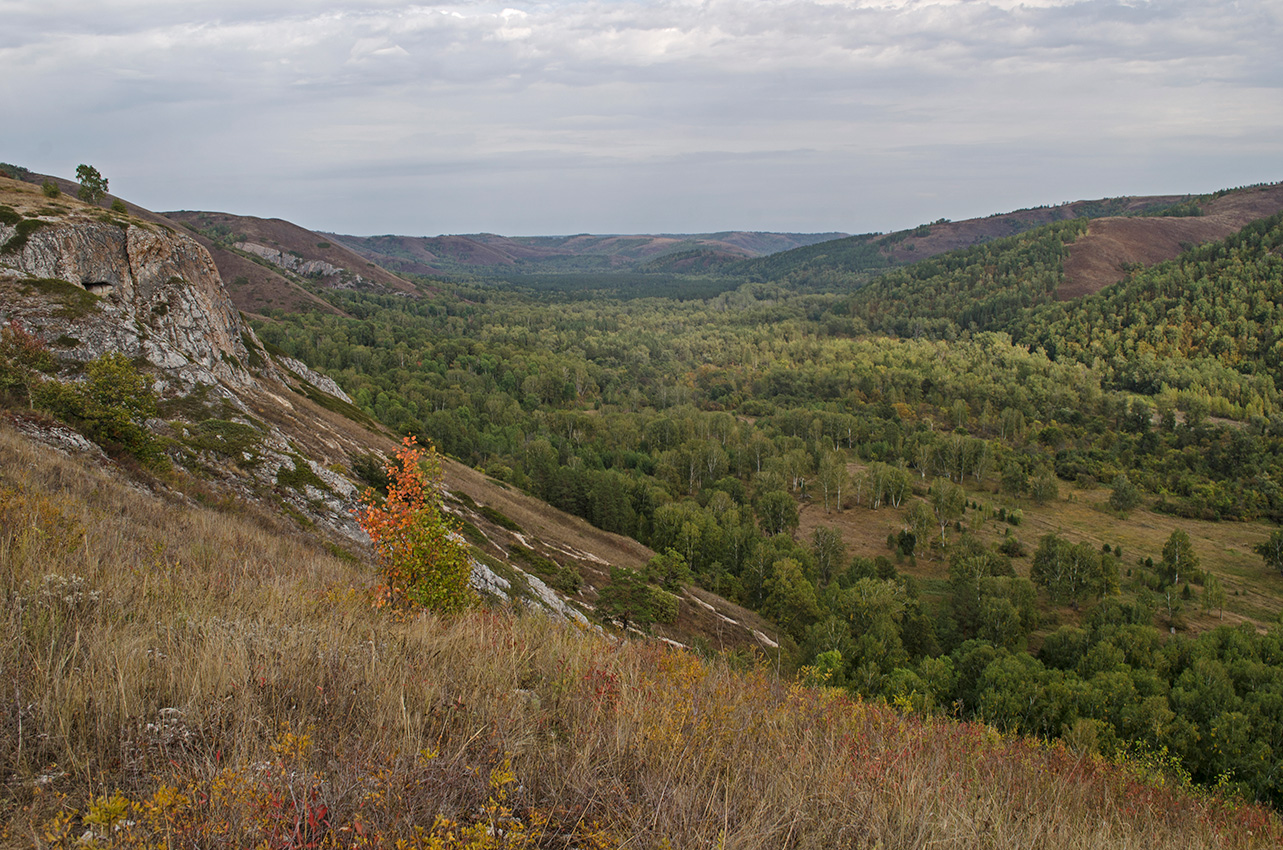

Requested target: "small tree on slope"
[{"left": 355, "top": 435, "right": 475, "bottom": 613}]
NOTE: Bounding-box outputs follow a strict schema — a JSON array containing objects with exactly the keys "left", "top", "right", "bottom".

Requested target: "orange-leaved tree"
[{"left": 354, "top": 436, "right": 475, "bottom": 613}]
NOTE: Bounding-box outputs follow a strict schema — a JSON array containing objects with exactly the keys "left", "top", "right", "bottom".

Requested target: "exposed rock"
[
  {"left": 277, "top": 355, "right": 355, "bottom": 404},
  {"left": 1, "top": 220, "right": 259, "bottom": 388},
  {"left": 235, "top": 241, "right": 367, "bottom": 289}
]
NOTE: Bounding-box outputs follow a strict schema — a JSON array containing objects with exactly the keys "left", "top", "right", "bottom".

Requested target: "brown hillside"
[
  {"left": 879, "top": 195, "right": 1186, "bottom": 264},
  {"left": 1059, "top": 183, "right": 1283, "bottom": 299},
  {"left": 163, "top": 211, "right": 421, "bottom": 315},
  {"left": 167, "top": 211, "right": 415, "bottom": 291}
]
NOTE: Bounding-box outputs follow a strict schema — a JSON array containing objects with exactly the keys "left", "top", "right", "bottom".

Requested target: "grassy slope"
[{"left": 2, "top": 422, "right": 1280, "bottom": 848}]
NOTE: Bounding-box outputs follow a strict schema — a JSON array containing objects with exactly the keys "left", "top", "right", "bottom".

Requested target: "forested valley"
[{"left": 253, "top": 196, "right": 1283, "bottom": 806}]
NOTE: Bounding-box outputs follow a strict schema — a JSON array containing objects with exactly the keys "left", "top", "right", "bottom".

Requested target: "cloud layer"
[{"left": 5, "top": 0, "right": 1281, "bottom": 235}]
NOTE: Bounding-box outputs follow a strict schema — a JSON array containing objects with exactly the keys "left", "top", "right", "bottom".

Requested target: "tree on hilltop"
[{"left": 76, "top": 164, "right": 108, "bottom": 205}]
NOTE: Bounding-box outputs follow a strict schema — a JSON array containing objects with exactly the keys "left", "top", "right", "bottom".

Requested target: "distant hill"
[
  {"left": 163, "top": 210, "right": 421, "bottom": 316},
  {"left": 838, "top": 182, "right": 1283, "bottom": 339},
  {"left": 325, "top": 230, "right": 848, "bottom": 276},
  {"left": 1059, "top": 182, "right": 1283, "bottom": 298},
  {"left": 728, "top": 190, "right": 1283, "bottom": 284}
]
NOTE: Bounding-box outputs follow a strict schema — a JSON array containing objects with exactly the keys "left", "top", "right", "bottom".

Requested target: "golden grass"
[{"left": 2, "top": 421, "right": 1279, "bottom": 848}]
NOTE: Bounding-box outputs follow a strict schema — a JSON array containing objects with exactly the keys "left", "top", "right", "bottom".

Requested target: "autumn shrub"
[{"left": 354, "top": 435, "right": 475, "bottom": 613}]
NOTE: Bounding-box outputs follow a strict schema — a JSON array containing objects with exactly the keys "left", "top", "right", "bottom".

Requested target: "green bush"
[
  {"left": 649, "top": 587, "right": 680, "bottom": 624},
  {"left": 42, "top": 181, "right": 61, "bottom": 198},
  {"left": 1, "top": 218, "right": 47, "bottom": 255},
  {"left": 28, "top": 352, "right": 164, "bottom": 468}
]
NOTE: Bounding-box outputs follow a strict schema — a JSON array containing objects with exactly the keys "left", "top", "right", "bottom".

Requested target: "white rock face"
[
  {"left": 1, "top": 220, "right": 258, "bottom": 387},
  {"left": 234, "top": 241, "right": 365, "bottom": 288},
  {"left": 277, "top": 355, "right": 355, "bottom": 404}
]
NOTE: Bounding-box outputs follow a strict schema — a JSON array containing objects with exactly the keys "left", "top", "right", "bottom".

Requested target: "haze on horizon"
[{"left": 3, "top": 0, "right": 1281, "bottom": 238}]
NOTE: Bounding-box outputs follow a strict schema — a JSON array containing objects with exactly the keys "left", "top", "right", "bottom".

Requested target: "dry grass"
[{"left": 2, "top": 421, "right": 1279, "bottom": 849}]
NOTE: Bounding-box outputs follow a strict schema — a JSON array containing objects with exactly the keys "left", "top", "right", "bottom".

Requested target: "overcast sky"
[{"left": 3, "top": 0, "right": 1280, "bottom": 236}]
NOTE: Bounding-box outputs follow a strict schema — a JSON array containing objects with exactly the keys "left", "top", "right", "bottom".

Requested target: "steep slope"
[
  {"left": 163, "top": 210, "right": 419, "bottom": 316},
  {"left": 5, "top": 421, "right": 1273, "bottom": 847},
  {"left": 1, "top": 176, "right": 256, "bottom": 388},
  {"left": 0, "top": 174, "right": 778, "bottom": 652},
  {"left": 841, "top": 182, "right": 1283, "bottom": 339}
]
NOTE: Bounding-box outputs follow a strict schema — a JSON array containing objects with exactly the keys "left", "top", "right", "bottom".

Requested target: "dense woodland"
[{"left": 247, "top": 200, "right": 1283, "bottom": 805}]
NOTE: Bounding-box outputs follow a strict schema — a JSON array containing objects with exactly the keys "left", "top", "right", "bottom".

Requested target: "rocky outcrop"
[
  {"left": 235, "top": 241, "right": 367, "bottom": 288},
  {"left": 1, "top": 220, "right": 258, "bottom": 387},
  {"left": 276, "top": 355, "right": 355, "bottom": 404}
]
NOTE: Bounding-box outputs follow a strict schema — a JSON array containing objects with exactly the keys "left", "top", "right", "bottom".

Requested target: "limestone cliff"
[{"left": 1, "top": 215, "right": 256, "bottom": 388}]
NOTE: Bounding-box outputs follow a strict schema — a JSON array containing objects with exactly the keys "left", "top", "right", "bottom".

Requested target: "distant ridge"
[{"left": 324, "top": 230, "right": 849, "bottom": 276}]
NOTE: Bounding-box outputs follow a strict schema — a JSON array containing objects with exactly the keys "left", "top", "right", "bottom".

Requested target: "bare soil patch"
[{"left": 1059, "top": 184, "right": 1283, "bottom": 299}]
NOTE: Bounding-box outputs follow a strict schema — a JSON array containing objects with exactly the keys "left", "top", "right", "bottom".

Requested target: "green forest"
[{"left": 253, "top": 203, "right": 1283, "bottom": 806}]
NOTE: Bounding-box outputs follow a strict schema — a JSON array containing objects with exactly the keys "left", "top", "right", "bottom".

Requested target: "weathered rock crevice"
[{"left": 1, "top": 220, "right": 260, "bottom": 388}]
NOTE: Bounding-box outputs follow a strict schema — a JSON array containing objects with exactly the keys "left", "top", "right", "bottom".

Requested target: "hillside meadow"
[{"left": 1, "top": 422, "right": 1280, "bottom": 848}]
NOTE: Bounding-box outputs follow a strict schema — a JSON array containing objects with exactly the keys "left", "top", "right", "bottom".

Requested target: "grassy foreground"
[{"left": 1, "top": 422, "right": 1279, "bottom": 849}]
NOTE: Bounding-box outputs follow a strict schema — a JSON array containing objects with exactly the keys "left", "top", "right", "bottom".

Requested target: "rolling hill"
[
  {"left": 731, "top": 184, "right": 1283, "bottom": 290},
  {"left": 325, "top": 229, "right": 848, "bottom": 276}
]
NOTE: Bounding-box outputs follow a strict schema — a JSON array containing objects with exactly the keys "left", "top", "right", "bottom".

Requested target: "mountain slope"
[
  {"left": 840, "top": 182, "right": 1283, "bottom": 340},
  {"left": 1, "top": 174, "right": 779, "bottom": 654},
  {"left": 1059, "top": 182, "right": 1283, "bottom": 298},
  {"left": 163, "top": 210, "right": 420, "bottom": 316},
  {"left": 739, "top": 186, "right": 1283, "bottom": 288},
  {"left": 6, "top": 422, "right": 1273, "bottom": 847}
]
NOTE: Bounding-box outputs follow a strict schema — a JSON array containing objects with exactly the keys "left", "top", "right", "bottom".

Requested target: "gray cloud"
[{"left": 3, "top": 0, "right": 1280, "bottom": 235}]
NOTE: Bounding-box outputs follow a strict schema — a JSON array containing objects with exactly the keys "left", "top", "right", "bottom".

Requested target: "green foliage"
[
  {"left": 1015, "top": 213, "right": 1283, "bottom": 423},
  {"left": 508, "top": 544, "right": 580, "bottom": 594},
  {"left": 41, "top": 180, "right": 60, "bottom": 198},
  {"left": 0, "top": 162, "right": 31, "bottom": 180},
  {"left": 644, "top": 548, "right": 691, "bottom": 592},
  {"left": 275, "top": 453, "right": 329, "bottom": 493},
  {"left": 0, "top": 205, "right": 19, "bottom": 227},
  {"left": 1030, "top": 533, "right": 1117, "bottom": 607},
  {"left": 480, "top": 505, "right": 522, "bottom": 532},
  {"left": 648, "top": 586, "right": 680, "bottom": 623},
  {"left": 351, "top": 452, "right": 390, "bottom": 494},
  {"left": 355, "top": 437, "right": 476, "bottom": 613},
  {"left": 1256, "top": 530, "right": 1283, "bottom": 576},
  {"left": 493, "top": 272, "right": 741, "bottom": 302},
  {"left": 1160, "top": 529, "right": 1199, "bottom": 586},
  {"left": 1, "top": 218, "right": 48, "bottom": 255},
  {"left": 930, "top": 479, "right": 965, "bottom": 543},
  {"left": 846, "top": 220, "right": 1088, "bottom": 336},
  {"left": 596, "top": 566, "right": 654, "bottom": 631},
  {"left": 75, "top": 164, "right": 108, "bottom": 205},
  {"left": 755, "top": 490, "right": 799, "bottom": 536},
  {"left": 1029, "top": 470, "right": 1060, "bottom": 505},
  {"left": 1108, "top": 473, "right": 1142, "bottom": 512},
  {"left": 28, "top": 352, "right": 163, "bottom": 466},
  {"left": 179, "top": 419, "right": 265, "bottom": 468},
  {"left": 245, "top": 192, "right": 1283, "bottom": 806},
  {"left": 110, "top": 198, "right": 127, "bottom": 214}
]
